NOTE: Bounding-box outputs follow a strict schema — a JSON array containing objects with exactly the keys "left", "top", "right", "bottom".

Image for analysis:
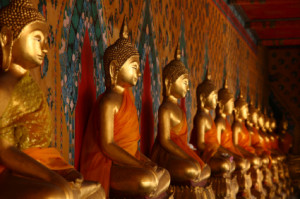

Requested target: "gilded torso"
[{"left": 0, "top": 73, "right": 52, "bottom": 150}]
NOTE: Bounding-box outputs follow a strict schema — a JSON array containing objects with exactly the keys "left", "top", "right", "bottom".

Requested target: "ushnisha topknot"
[
  {"left": 162, "top": 43, "right": 188, "bottom": 84},
  {"left": 0, "top": 0, "right": 46, "bottom": 40},
  {"left": 218, "top": 77, "right": 234, "bottom": 105},
  {"left": 248, "top": 100, "right": 257, "bottom": 115},
  {"left": 234, "top": 92, "right": 248, "bottom": 110},
  {"left": 162, "top": 43, "right": 188, "bottom": 96},
  {"left": 196, "top": 70, "right": 216, "bottom": 100},
  {"left": 103, "top": 16, "right": 140, "bottom": 87}
]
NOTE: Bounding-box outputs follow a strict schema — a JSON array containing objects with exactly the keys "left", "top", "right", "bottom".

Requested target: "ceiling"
[{"left": 228, "top": 0, "right": 300, "bottom": 46}]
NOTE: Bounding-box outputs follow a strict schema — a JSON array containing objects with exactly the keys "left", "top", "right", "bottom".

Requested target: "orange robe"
[
  {"left": 190, "top": 116, "right": 219, "bottom": 162},
  {"left": 151, "top": 111, "right": 204, "bottom": 169},
  {"left": 80, "top": 89, "right": 140, "bottom": 195},
  {"left": 221, "top": 119, "right": 243, "bottom": 157},
  {"left": 250, "top": 127, "right": 265, "bottom": 155},
  {"left": 238, "top": 124, "right": 256, "bottom": 154},
  {"left": 0, "top": 73, "right": 72, "bottom": 173}
]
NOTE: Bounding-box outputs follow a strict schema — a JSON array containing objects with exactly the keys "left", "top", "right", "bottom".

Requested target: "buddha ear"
[
  {"left": 0, "top": 26, "right": 13, "bottom": 71},
  {"left": 109, "top": 60, "right": 119, "bottom": 86},
  {"left": 199, "top": 94, "right": 205, "bottom": 108},
  {"left": 164, "top": 77, "right": 172, "bottom": 96}
]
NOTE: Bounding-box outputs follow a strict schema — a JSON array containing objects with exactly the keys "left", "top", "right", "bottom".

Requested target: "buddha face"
[
  {"left": 248, "top": 111, "right": 258, "bottom": 127},
  {"left": 170, "top": 74, "right": 189, "bottom": 98},
  {"left": 258, "top": 114, "right": 264, "bottom": 129},
  {"left": 117, "top": 55, "right": 141, "bottom": 87},
  {"left": 223, "top": 98, "right": 234, "bottom": 115},
  {"left": 11, "top": 21, "right": 48, "bottom": 70},
  {"left": 264, "top": 117, "right": 270, "bottom": 132},
  {"left": 282, "top": 120, "right": 288, "bottom": 132},
  {"left": 204, "top": 90, "right": 217, "bottom": 109},
  {"left": 270, "top": 120, "right": 276, "bottom": 131},
  {"left": 239, "top": 105, "right": 249, "bottom": 120}
]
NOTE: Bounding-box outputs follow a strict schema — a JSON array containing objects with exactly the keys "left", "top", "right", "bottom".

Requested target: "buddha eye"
[{"left": 34, "top": 35, "right": 42, "bottom": 42}]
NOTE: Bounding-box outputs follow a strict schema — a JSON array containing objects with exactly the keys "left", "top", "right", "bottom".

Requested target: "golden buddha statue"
[
  {"left": 256, "top": 109, "right": 275, "bottom": 199},
  {"left": 280, "top": 117, "right": 295, "bottom": 196},
  {"left": 150, "top": 45, "right": 214, "bottom": 198},
  {"left": 215, "top": 79, "right": 257, "bottom": 199},
  {"left": 80, "top": 17, "right": 171, "bottom": 198},
  {"left": 189, "top": 76, "right": 237, "bottom": 198},
  {"left": 0, "top": 0, "right": 104, "bottom": 198},
  {"left": 232, "top": 93, "right": 266, "bottom": 198},
  {"left": 245, "top": 103, "right": 265, "bottom": 198}
]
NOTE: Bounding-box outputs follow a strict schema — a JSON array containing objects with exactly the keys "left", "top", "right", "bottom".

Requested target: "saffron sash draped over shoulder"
[
  {"left": 238, "top": 124, "right": 256, "bottom": 154},
  {"left": 80, "top": 89, "right": 140, "bottom": 195},
  {"left": 190, "top": 116, "right": 219, "bottom": 162},
  {"left": 0, "top": 73, "right": 73, "bottom": 173},
  {"left": 151, "top": 111, "right": 204, "bottom": 169},
  {"left": 221, "top": 120, "right": 243, "bottom": 157}
]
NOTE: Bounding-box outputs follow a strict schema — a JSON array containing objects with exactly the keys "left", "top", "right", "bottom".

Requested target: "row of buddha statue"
[{"left": 0, "top": 0, "right": 294, "bottom": 198}]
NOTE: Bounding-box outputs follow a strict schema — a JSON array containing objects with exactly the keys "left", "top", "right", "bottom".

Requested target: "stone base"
[
  {"left": 169, "top": 183, "right": 215, "bottom": 199},
  {"left": 209, "top": 176, "right": 232, "bottom": 199}
]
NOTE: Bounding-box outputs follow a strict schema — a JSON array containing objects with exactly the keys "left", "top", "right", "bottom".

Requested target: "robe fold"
[
  {"left": 238, "top": 124, "right": 256, "bottom": 154},
  {"left": 80, "top": 89, "right": 140, "bottom": 195},
  {"left": 0, "top": 73, "right": 73, "bottom": 173},
  {"left": 221, "top": 120, "right": 243, "bottom": 157},
  {"left": 151, "top": 110, "right": 204, "bottom": 169},
  {"left": 190, "top": 116, "right": 219, "bottom": 162}
]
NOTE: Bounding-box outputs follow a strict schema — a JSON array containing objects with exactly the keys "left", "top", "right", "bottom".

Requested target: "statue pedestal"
[
  {"left": 209, "top": 175, "right": 232, "bottom": 198},
  {"left": 170, "top": 183, "right": 214, "bottom": 199},
  {"left": 250, "top": 166, "right": 265, "bottom": 199},
  {"left": 261, "top": 166, "right": 275, "bottom": 199},
  {"left": 233, "top": 170, "right": 252, "bottom": 199}
]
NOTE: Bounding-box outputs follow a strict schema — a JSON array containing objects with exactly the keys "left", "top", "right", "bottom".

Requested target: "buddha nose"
[{"left": 42, "top": 39, "right": 49, "bottom": 54}]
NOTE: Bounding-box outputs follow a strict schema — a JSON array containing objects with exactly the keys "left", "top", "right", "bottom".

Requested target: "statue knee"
[
  {"left": 209, "top": 157, "right": 231, "bottom": 176},
  {"left": 184, "top": 161, "right": 201, "bottom": 181},
  {"left": 138, "top": 171, "right": 158, "bottom": 196},
  {"left": 41, "top": 185, "right": 67, "bottom": 199},
  {"left": 235, "top": 158, "right": 250, "bottom": 172},
  {"left": 199, "top": 164, "right": 211, "bottom": 181}
]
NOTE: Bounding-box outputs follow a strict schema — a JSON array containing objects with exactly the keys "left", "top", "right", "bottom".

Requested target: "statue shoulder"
[
  {"left": 215, "top": 116, "right": 225, "bottom": 125},
  {"left": 99, "top": 90, "right": 123, "bottom": 113},
  {"left": 215, "top": 116, "right": 225, "bottom": 129},
  {"left": 158, "top": 101, "right": 176, "bottom": 117},
  {"left": 232, "top": 121, "right": 241, "bottom": 132}
]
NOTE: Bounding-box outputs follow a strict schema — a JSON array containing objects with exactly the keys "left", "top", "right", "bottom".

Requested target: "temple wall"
[
  {"left": 0, "top": 0, "right": 269, "bottom": 164},
  {"left": 268, "top": 47, "right": 300, "bottom": 154}
]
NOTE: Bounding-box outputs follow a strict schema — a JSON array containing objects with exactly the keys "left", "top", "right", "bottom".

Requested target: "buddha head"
[
  {"left": 217, "top": 78, "right": 234, "bottom": 115},
  {"left": 247, "top": 101, "right": 258, "bottom": 128},
  {"left": 264, "top": 112, "right": 271, "bottom": 133},
  {"left": 280, "top": 116, "right": 288, "bottom": 134},
  {"left": 196, "top": 72, "right": 217, "bottom": 110},
  {"left": 257, "top": 108, "right": 265, "bottom": 131},
  {"left": 0, "top": 0, "right": 49, "bottom": 72},
  {"left": 270, "top": 113, "right": 277, "bottom": 131},
  {"left": 103, "top": 17, "right": 140, "bottom": 89},
  {"left": 162, "top": 44, "right": 189, "bottom": 99},
  {"left": 234, "top": 93, "right": 248, "bottom": 121}
]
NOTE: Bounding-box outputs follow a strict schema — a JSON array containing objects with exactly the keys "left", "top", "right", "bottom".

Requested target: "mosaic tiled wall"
[
  {"left": 0, "top": 0, "right": 269, "bottom": 164},
  {"left": 268, "top": 47, "right": 300, "bottom": 154}
]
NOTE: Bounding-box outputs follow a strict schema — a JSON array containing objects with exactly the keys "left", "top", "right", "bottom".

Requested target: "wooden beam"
[
  {"left": 228, "top": 0, "right": 299, "bottom": 5},
  {"left": 245, "top": 19, "right": 300, "bottom": 29},
  {"left": 260, "top": 38, "right": 300, "bottom": 46}
]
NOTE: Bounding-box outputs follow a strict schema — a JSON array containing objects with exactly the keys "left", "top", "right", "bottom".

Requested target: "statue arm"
[
  {"left": 232, "top": 123, "right": 239, "bottom": 146},
  {"left": 215, "top": 118, "right": 223, "bottom": 145},
  {"left": 158, "top": 106, "right": 192, "bottom": 160},
  {"left": 195, "top": 116, "right": 206, "bottom": 152},
  {"left": 98, "top": 98, "right": 143, "bottom": 168},
  {"left": 0, "top": 137, "right": 75, "bottom": 198}
]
